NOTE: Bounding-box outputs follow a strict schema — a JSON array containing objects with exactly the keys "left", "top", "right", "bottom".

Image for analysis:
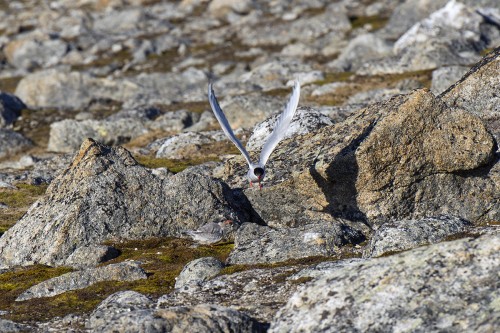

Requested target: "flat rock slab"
[
  {"left": 227, "top": 222, "right": 365, "bottom": 265},
  {"left": 269, "top": 233, "right": 500, "bottom": 332},
  {"left": 363, "top": 215, "right": 472, "bottom": 258},
  {"left": 16, "top": 261, "right": 147, "bottom": 301}
]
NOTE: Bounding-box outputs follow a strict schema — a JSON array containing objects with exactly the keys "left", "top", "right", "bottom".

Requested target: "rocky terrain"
[{"left": 0, "top": 0, "right": 498, "bottom": 332}]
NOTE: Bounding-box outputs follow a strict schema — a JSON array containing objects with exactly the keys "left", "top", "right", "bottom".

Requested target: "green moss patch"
[
  {"left": 134, "top": 140, "right": 240, "bottom": 172},
  {"left": 0, "top": 238, "right": 234, "bottom": 324},
  {"left": 350, "top": 16, "right": 389, "bottom": 32},
  {"left": 0, "top": 76, "right": 22, "bottom": 93},
  {"left": 0, "top": 183, "right": 48, "bottom": 230}
]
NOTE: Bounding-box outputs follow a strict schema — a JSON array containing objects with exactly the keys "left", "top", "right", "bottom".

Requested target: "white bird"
[{"left": 208, "top": 80, "right": 301, "bottom": 189}]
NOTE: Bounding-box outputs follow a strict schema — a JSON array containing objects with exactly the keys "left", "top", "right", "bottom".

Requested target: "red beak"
[{"left": 258, "top": 175, "right": 262, "bottom": 190}]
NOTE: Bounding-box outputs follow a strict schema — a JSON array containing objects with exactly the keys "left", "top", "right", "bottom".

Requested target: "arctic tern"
[{"left": 208, "top": 80, "right": 300, "bottom": 189}]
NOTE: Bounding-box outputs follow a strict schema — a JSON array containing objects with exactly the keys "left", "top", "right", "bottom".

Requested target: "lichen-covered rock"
[
  {"left": 360, "top": 1, "right": 487, "bottom": 74},
  {"left": 246, "top": 107, "right": 332, "bottom": 152},
  {"left": 215, "top": 92, "right": 285, "bottom": 129},
  {"left": 363, "top": 215, "right": 472, "bottom": 258},
  {"left": 4, "top": 36, "right": 68, "bottom": 70},
  {"left": 441, "top": 47, "right": 500, "bottom": 143},
  {"left": 225, "top": 89, "right": 498, "bottom": 226},
  {"left": 0, "top": 129, "right": 32, "bottom": 159},
  {"left": 0, "top": 92, "right": 25, "bottom": 128},
  {"left": 89, "top": 296, "right": 264, "bottom": 333},
  {"left": 48, "top": 118, "right": 149, "bottom": 153},
  {"left": 158, "top": 265, "right": 304, "bottom": 322},
  {"left": 14, "top": 69, "right": 140, "bottom": 109},
  {"left": 328, "top": 33, "right": 392, "bottom": 72},
  {"left": 16, "top": 261, "right": 147, "bottom": 301},
  {"left": 0, "top": 139, "right": 254, "bottom": 268},
  {"left": 87, "top": 290, "right": 154, "bottom": 330},
  {"left": 155, "top": 131, "right": 227, "bottom": 159},
  {"left": 269, "top": 233, "right": 500, "bottom": 333},
  {"left": 0, "top": 319, "right": 32, "bottom": 332},
  {"left": 175, "top": 257, "right": 225, "bottom": 289},
  {"left": 64, "top": 245, "right": 120, "bottom": 269},
  {"left": 227, "top": 222, "right": 365, "bottom": 265},
  {"left": 430, "top": 65, "right": 469, "bottom": 95}
]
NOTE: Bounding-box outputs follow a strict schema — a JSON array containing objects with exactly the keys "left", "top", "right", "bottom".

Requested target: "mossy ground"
[
  {"left": 133, "top": 140, "right": 240, "bottom": 172},
  {"left": 0, "top": 183, "right": 48, "bottom": 232},
  {"left": 0, "top": 237, "right": 234, "bottom": 324}
]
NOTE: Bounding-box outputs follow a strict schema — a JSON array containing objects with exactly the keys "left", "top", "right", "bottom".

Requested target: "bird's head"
[{"left": 253, "top": 167, "right": 265, "bottom": 181}]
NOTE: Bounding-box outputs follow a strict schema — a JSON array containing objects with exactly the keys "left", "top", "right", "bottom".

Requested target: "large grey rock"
[
  {"left": 360, "top": 1, "right": 486, "bottom": 74},
  {"left": 431, "top": 65, "right": 470, "bottom": 95},
  {"left": 158, "top": 265, "right": 304, "bottom": 322},
  {"left": 441, "top": 47, "right": 500, "bottom": 144},
  {"left": 225, "top": 89, "right": 498, "bottom": 226},
  {"left": 0, "top": 319, "right": 31, "bottom": 332},
  {"left": 87, "top": 290, "right": 154, "bottom": 330},
  {"left": 0, "top": 139, "right": 254, "bottom": 268},
  {"left": 246, "top": 107, "right": 333, "bottom": 152},
  {"left": 4, "top": 36, "right": 68, "bottom": 70},
  {"left": 175, "top": 257, "right": 225, "bottom": 289},
  {"left": 16, "top": 261, "right": 147, "bottom": 301},
  {"left": 269, "top": 233, "right": 500, "bottom": 333},
  {"left": 48, "top": 118, "right": 149, "bottom": 153},
  {"left": 0, "top": 129, "right": 32, "bottom": 159},
  {"left": 14, "top": 69, "right": 140, "bottom": 109},
  {"left": 227, "top": 222, "right": 365, "bottom": 265},
  {"left": 328, "top": 33, "right": 392, "bottom": 72},
  {"left": 237, "top": 4, "right": 350, "bottom": 47},
  {"left": 89, "top": 296, "right": 264, "bottom": 333},
  {"left": 363, "top": 215, "right": 472, "bottom": 258},
  {"left": 64, "top": 245, "right": 120, "bottom": 269},
  {"left": 381, "top": 0, "right": 500, "bottom": 39},
  {"left": 155, "top": 131, "right": 227, "bottom": 159},
  {"left": 0, "top": 92, "right": 25, "bottom": 128},
  {"left": 216, "top": 92, "right": 285, "bottom": 129}
]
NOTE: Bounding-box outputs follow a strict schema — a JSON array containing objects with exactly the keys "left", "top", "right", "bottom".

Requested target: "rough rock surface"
[
  {"left": 16, "top": 261, "right": 147, "bottom": 301},
  {"left": 89, "top": 294, "right": 265, "bottom": 333},
  {"left": 431, "top": 65, "right": 469, "bottom": 95},
  {"left": 0, "top": 139, "right": 254, "bottom": 268},
  {"left": 363, "top": 215, "right": 472, "bottom": 258},
  {"left": 155, "top": 131, "right": 227, "bottom": 159},
  {"left": 64, "top": 245, "right": 120, "bottom": 269},
  {"left": 175, "top": 257, "right": 225, "bottom": 289},
  {"left": 269, "top": 233, "right": 500, "bottom": 333},
  {"left": 246, "top": 107, "right": 333, "bottom": 152},
  {"left": 360, "top": 0, "right": 490, "bottom": 75},
  {"left": 48, "top": 118, "right": 149, "bottom": 153},
  {"left": 0, "top": 319, "right": 31, "bottom": 332},
  {"left": 216, "top": 91, "right": 286, "bottom": 129},
  {"left": 227, "top": 222, "right": 365, "bottom": 265},
  {"left": 441, "top": 47, "right": 500, "bottom": 143},
  {"left": 226, "top": 89, "right": 498, "bottom": 226},
  {"left": 0, "top": 129, "right": 32, "bottom": 159},
  {"left": 159, "top": 265, "right": 305, "bottom": 322}
]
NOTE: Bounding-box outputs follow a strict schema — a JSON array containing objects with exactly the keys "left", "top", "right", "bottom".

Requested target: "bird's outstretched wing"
[
  {"left": 208, "top": 83, "right": 253, "bottom": 167},
  {"left": 259, "top": 80, "right": 300, "bottom": 166}
]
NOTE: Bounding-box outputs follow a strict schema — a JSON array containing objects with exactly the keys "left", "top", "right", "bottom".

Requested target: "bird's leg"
[
  {"left": 249, "top": 181, "right": 253, "bottom": 188},
  {"left": 258, "top": 181, "right": 262, "bottom": 190}
]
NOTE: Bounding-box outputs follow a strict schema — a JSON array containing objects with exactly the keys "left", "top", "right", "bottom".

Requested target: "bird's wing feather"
[
  {"left": 259, "top": 80, "right": 300, "bottom": 166},
  {"left": 208, "top": 83, "right": 253, "bottom": 167}
]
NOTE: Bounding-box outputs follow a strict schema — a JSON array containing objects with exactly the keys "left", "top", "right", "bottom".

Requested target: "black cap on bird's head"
[{"left": 253, "top": 167, "right": 264, "bottom": 178}]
